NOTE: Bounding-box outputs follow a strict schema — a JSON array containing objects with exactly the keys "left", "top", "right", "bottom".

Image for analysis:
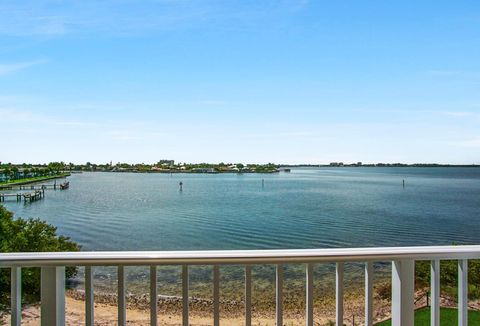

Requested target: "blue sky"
[{"left": 1, "top": 0, "right": 479, "bottom": 164}]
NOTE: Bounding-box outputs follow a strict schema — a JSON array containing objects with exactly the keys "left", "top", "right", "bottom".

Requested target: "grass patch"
[
  {"left": 0, "top": 174, "right": 69, "bottom": 186},
  {"left": 376, "top": 307, "right": 480, "bottom": 325}
]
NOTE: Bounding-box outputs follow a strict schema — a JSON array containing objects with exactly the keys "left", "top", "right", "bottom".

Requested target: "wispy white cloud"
[
  {"left": 0, "top": 108, "right": 95, "bottom": 127},
  {"left": 0, "top": 1, "right": 309, "bottom": 36},
  {"left": 195, "top": 99, "right": 229, "bottom": 106},
  {"left": 0, "top": 60, "right": 46, "bottom": 76},
  {"left": 106, "top": 131, "right": 142, "bottom": 141},
  {"left": 352, "top": 108, "right": 480, "bottom": 122},
  {"left": 32, "top": 15, "right": 67, "bottom": 35},
  {"left": 0, "top": 108, "right": 36, "bottom": 121},
  {"left": 0, "top": 1, "right": 68, "bottom": 36},
  {"left": 427, "top": 70, "right": 464, "bottom": 76},
  {"left": 0, "top": 94, "right": 32, "bottom": 102},
  {"left": 426, "top": 70, "right": 480, "bottom": 81},
  {"left": 443, "top": 111, "right": 480, "bottom": 121},
  {"left": 450, "top": 138, "right": 480, "bottom": 148}
]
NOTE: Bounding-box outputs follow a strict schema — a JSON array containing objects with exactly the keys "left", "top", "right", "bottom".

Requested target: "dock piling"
[{"left": 0, "top": 191, "right": 45, "bottom": 203}]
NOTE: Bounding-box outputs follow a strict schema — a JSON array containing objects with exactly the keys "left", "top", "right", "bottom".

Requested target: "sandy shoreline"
[
  {"left": 2, "top": 288, "right": 477, "bottom": 325},
  {"left": 0, "top": 288, "right": 394, "bottom": 325}
]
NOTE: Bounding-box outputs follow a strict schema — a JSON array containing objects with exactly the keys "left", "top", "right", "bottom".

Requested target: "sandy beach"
[
  {"left": 2, "top": 287, "right": 478, "bottom": 325},
  {"left": 0, "top": 287, "right": 398, "bottom": 326}
]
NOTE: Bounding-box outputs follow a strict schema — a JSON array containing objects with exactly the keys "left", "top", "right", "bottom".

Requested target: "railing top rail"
[{"left": 1, "top": 245, "right": 480, "bottom": 267}]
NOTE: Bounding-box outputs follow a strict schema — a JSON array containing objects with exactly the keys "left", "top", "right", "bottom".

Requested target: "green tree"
[
  {"left": 0, "top": 205, "right": 80, "bottom": 304},
  {"left": 10, "top": 166, "right": 19, "bottom": 180},
  {"left": 47, "top": 162, "right": 64, "bottom": 174},
  {"left": 416, "top": 259, "right": 480, "bottom": 299}
]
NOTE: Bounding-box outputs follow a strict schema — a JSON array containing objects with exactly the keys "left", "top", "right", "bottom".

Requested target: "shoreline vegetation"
[
  {"left": 1, "top": 161, "right": 280, "bottom": 175},
  {"left": 1, "top": 161, "right": 479, "bottom": 181},
  {"left": 0, "top": 173, "right": 70, "bottom": 188},
  {"left": 0, "top": 162, "right": 70, "bottom": 186}
]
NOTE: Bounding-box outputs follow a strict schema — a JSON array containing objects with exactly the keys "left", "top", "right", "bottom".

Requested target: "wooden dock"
[
  {"left": 0, "top": 181, "right": 69, "bottom": 203},
  {"left": 1, "top": 183, "right": 62, "bottom": 191},
  {"left": 0, "top": 190, "right": 45, "bottom": 203}
]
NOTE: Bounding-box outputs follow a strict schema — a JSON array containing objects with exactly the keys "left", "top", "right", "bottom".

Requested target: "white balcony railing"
[{"left": 1, "top": 245, "right": 479, "bottom": 326}]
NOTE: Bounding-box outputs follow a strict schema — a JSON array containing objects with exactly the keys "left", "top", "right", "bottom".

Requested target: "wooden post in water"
[{"left": 403, "top": 179, "right": 405, "bottom": 188}]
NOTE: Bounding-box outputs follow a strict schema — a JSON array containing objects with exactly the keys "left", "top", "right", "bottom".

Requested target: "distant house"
[
  {"left": 16, "top": 168, "right": 36, "bottom": 179},
  {"left": 158, "top": 160, "right": 175, "bottom": 166},
  {"left": 329, "top": 162, "right": 344, "bottom": 167},
  {"left": 0, "top": 169, "right": 8, "bottom": 182},
  {"left": 151, "top": 166, "right": 170, "bottom": 172},
  {"left": 192, "top": 168, "right": 217, "bottom": 173},
  {"left": 16, "top": 169, "right": 25, "bottom": 179}
]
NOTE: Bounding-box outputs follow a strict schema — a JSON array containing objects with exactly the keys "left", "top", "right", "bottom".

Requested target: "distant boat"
[
  {"left": 282, "top": 168, "right": 291, "bottom": 172},
  {"left": 59, "top": 181, "right": 70, "bottom": 190}
]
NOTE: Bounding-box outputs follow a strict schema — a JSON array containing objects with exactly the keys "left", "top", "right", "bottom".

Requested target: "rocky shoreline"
[
  {"left": 2, "top": 287, "right": 479, "bottom": 325},
  {"left": 65, "top": 286, "right": 392, "bottom": 324},
  {"left": 66, "top": 286, "right": 480, "bottom": 323}
]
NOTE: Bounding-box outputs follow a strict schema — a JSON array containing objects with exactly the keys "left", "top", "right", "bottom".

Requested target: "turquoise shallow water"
[{"left": 3, "top": 167, "right": 480, "bottom": 251}]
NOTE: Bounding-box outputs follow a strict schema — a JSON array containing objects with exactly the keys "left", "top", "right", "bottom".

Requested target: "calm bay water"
[{"left": 3, "top": 167, "right": 480, "bottom": 251}]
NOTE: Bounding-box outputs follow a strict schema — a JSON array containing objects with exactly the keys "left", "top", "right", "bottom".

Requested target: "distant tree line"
[
  {"left": 0, "top": 162, "right": 66, "bottom": 181},
  {"left": 6, "top": 161, "right": 280, "bottom": 173}
]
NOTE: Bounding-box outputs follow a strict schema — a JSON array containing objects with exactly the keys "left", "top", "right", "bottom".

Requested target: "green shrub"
[
  {"left": 416, "top": 259, "right": 480, "bottom": 299},
  {"left": 0, "top": 205, "right": 80, "bottom": 304}
]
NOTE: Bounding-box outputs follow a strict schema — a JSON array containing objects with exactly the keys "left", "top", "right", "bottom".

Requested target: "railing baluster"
[
  {"left": 182, "top": 265, "right": 189, "bottom": 326},
  {"left": 85, "top": 266, "right": 94, "bottom": 326},
  {"left": 41, "top": 266, "right": 66, "bottom": 326},
  {"left": 458, "top": 260, "right": 468, "bottom": 326},
  {"left": 336, "top": 262, "right": 344, "bottom": 326},
  {"left": 11, "top": 267, "right": 21, "bottom": 326},
  {"left": 245, "top": 265, "right": 252, "bottom": 326},
  {"left": 150, "top": 265, "right": 158, "bottom": 326},
  {"left": 0, "top": 246, "right": 478, "bottom": 326},
  {"left": 431, "top": 260, "right": 440, "bottom": 326},
  {"left": 391, "top": 260, "right": 414, "bottom": 326},
  {"left": 213, "top": 265, "right": 220, "bottom": 326},
  {"left": 118, "top": 265, "right": 126, "bottom": 326},
  {"left": 276, "top": 264, "right": 283, "bottom": 326},
  {"left": 365, "top": 262, "right": 373, "bottom": 326},
  {"left": 306, "top": 263, "right": 314, "bottom": 326}
]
